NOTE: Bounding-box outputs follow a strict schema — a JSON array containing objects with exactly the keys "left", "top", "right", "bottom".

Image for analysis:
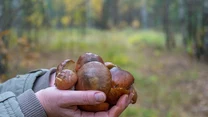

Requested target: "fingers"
[
  {"left": 61, "top": 108, "right": 98, "bottom": 117},
  {"left": 37, "top": 87, "right": 134, "bottom": 117},
  {"left": 108, "top": 93, "right": 134, "bottom": 117},
  {"left": 58, "top": 90, "right": 106, "bottom": 107},
  {"left": 108, "top": 94, "right": 128, "bottom": 117}
]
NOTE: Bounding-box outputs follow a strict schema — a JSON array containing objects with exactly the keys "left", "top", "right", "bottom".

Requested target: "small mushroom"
[
  {"left": 55, "top": 69, "right": 77, "bottom": 90},
  {"left": 55, "top": 59, "right": 77, "bottom": 90},
  {"left": 107, "top": 67, "right": 137, "bottom": 105}
]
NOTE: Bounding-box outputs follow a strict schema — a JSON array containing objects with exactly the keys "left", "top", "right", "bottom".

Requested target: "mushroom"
[
  {"left": 107, "top": 66, "right": 137, "bottom": 105},
  {"left": 55, "top": 69, "right": 77, "bottom": 90},
  {"left": 75, "top": 53, "right": 112, "bottom": 112},
  {"left": 55, "top": 59, "right": 77, "bottom": 90},
  {"left": 75, "top": 61, "right": 112, "bottom": 95}
]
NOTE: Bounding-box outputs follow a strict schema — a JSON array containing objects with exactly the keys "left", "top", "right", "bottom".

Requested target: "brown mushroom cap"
[
  {"left": 75, "top": 53, "right": 104, "bottom": 72},
  {"left": 75, "top": 61, "right": 112, "bottom": 112},
  {"left": 110, "top": 67, "right": 134, "bottom": 89},
  {"left": 105, "top": 62, "right": 117, "bottom": 69},
  {"left": 56, "top": 59, "right": 75, "bottom": 75},
  {"left": 55, "top": 69, "right": 77, "bottom": 90},
  {"left": 75, "top": 61, "right": 112, "bottom": 95},
  {"left": 106, "top": 67, "right": 136, "bottom": 105}
]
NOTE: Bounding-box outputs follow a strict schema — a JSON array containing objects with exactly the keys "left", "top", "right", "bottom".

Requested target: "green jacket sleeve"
[
  {"left": 0, "top": 92, "right": 24, "bottom": 117},
  {"left": 0, "top": 69, "right": 48, "bottom": 95},
  {"left": 0, "top": 69, "right": 49, "bottom": 117}
]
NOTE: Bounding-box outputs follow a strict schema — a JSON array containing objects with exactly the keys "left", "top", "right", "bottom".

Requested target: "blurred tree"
[
  {"left": 184, "top": 0, "right": 204, "bottom": 59},
  {"left": 118, "top": 0, "right": 140, "bottom": 28},
  {"left": 141, "top": 0, "right": 148, "bottom": 29},
  {"left": 201, "top": 0, "right": 208, "bottom": 58},
  {"left": 100, "top": 0, "right": 110, "bottom": 29},
  {"left": 110, "top": 0, "right": 119, "bottom": 27},
  {"left": 54, "top": 0, "right": 86, "bottom": 28},
  {"left": 163, "top": 0, "right": 175, "bottom": 49},
  {"left": 0, "top": 0, "right": 14, "bottom": 78},
  {"left": 91, "top": 0, "right": 103, "bottom": 27},
  {"left": 151, "top": 0, "right": 163, "bottom": 28},
  {"left": 21, "top": 0, "right": 48, "bottom": 36},
  {"left": 86, "top": 0, "right": 92, "bottom": 27},
  {"left": 178, "top": 0, "right": 187, "bottom": 47},
  {"left": 19, "top": 0, "right": 50, "bottom": 46}
]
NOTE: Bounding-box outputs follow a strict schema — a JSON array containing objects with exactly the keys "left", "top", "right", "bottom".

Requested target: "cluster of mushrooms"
[{"left": 55, "top": 53, "right": 137, "bottom": 112}]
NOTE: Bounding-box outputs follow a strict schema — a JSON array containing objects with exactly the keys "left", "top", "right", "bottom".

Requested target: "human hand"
[{"left": 36, "top": 87, "right": 133, "bottom": 117}]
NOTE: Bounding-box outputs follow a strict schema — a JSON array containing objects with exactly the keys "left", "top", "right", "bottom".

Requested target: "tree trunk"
[
  {"left": 0, "top": 0, "right": 13, "bottom": 78},
  {"left": 202, "top": 0, "right": 208, "bottom": 57},
  {"left": 100, "top": 0, "right": 110, "bottom": 29},
  {"left": 141, "top": 0, "right": 148, "bottom": 29},
  {"left": 185, "top": 0, "right": 203, "bottom": 59},
  {"left": 163, "top": 0, "right": 175, "bottom": 50},
  {"left": 179, "top": 0, "right": 188, "bottom": 47},
  {"left": 86, "top": 0, "right": 92, "bottom": 28},
  {"left": 110, "top": 0, "right": 119, "bottom": 27}
]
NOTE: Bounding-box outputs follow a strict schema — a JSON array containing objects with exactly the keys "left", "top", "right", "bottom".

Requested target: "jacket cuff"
[
  {"left": 33, "top": 68, "right": 56, "bottom": 92},
  {"left": 17, "top": 89, "right": 47, "bottom": 117}
]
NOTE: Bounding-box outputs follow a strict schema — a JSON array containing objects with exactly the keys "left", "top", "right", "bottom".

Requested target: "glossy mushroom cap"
[
  {"left": 75, "top": 61, "right": 112, "bottom": 112},
  {"left": 75, "top": 61, "right": 112, "bottom": 95},
  {"left": 75, "top": 53, "right": 104, "bottom": 72},
  {"left": 55, "top": 59, "right": 77, "bottom": 90},
  {"left": 106, "top": 67, "right": 136, "bottom": 105},
  {"left": 110, "top": 67, "right": 134, "bottom": 89},
  {"left": 55, "top": 69, "right": 77, "bottom": 90}
]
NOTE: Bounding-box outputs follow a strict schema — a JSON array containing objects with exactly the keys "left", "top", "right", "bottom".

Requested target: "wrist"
[{"left": 49, "top": 72, "right": 56, "bottom": 87}]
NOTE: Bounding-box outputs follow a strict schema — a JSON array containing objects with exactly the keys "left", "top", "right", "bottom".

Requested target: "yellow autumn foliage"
[
  {"left": 91, "top": 0, "right": 103, "bottom": 19},
  {"left": 61, "top": 16, "right": 71, "bottom": 27}
]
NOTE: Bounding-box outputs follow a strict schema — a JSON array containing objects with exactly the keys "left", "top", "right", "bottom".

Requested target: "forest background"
[{"left": 1, "top": 0, "right": 208, "bottom": 117}]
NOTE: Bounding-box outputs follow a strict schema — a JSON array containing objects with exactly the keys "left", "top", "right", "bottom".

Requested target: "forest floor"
[
  {"left": 5, "top": 29, "right": 208, "bottom": 117},
  {"left": 136, "top": 47, "right": 208, "bottom": 117}
]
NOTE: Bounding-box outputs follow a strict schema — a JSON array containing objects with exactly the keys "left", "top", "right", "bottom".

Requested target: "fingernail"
[{"left": 95, "top": 92, "right": 105, "bottom": 102}]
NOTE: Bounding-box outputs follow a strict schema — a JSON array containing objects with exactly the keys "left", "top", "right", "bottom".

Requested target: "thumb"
[{"left": 58, "top": 90, "right": 106, "bottom": 107}]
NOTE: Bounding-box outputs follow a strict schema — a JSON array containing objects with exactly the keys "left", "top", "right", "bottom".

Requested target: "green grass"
[
  {"left": 127, "top": 30, "right": 165, "bottom": 50},
  {"left": 121, "top": 106, "right": 159, "bottom": 117}
]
